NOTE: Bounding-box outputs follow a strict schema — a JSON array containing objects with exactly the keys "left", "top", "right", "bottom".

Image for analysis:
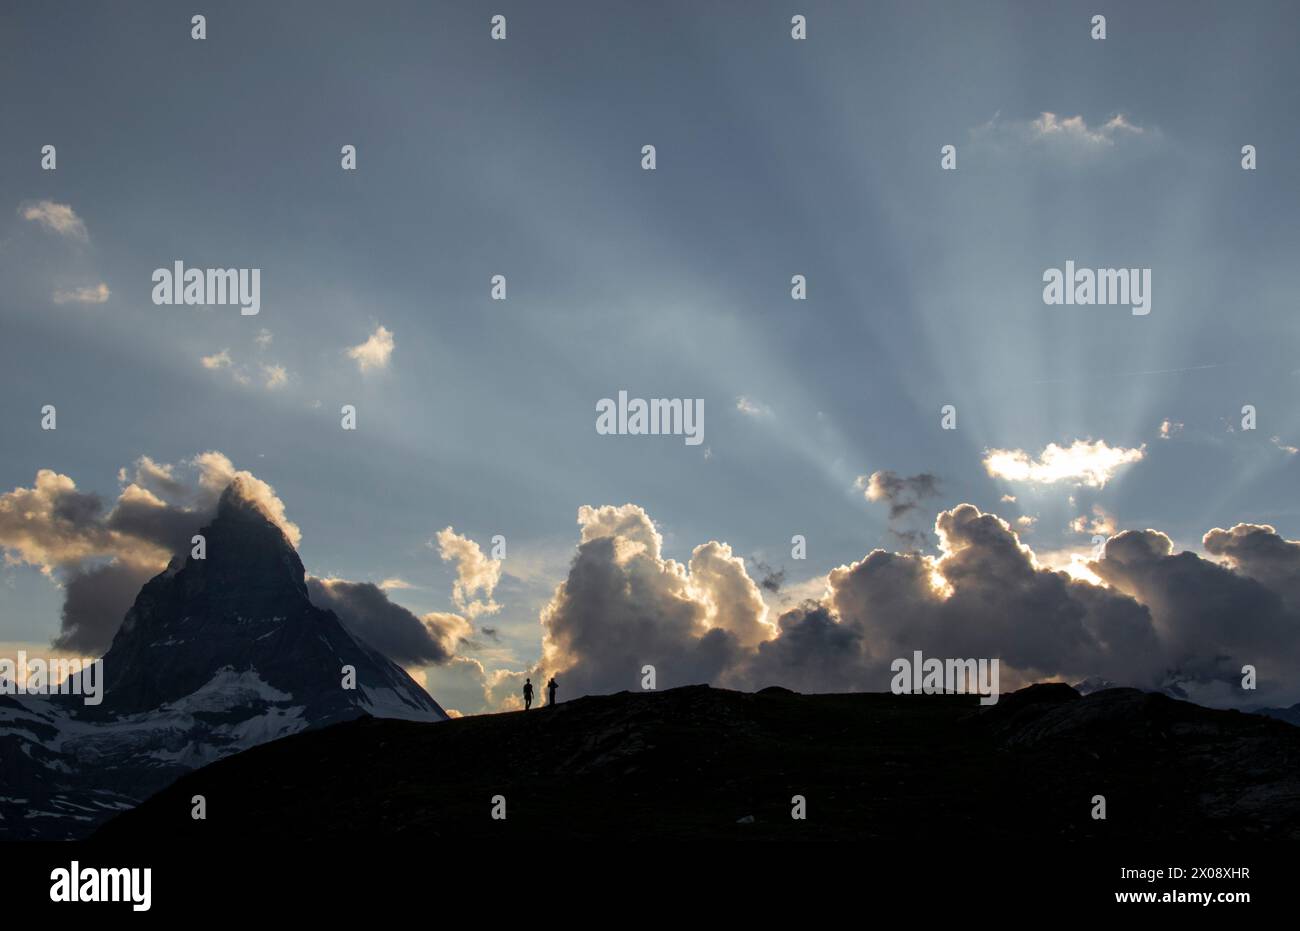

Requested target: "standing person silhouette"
[
  {"left": 523, "top": 677, "right": 533, "bottom": 710},
  {"left": 547, "top": 677, "right": 558, "bottom": 706}
]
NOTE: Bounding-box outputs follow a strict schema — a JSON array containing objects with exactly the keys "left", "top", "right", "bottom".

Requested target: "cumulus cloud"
[
  {"left": 1203, "top": 524, "right": 1300, "bottom": 611},
  {"left": 0, "top": 453, "right": 300, "bottom": 653},
  {"left": 688, "top": 541, "right": 774, "bottom": 648},
  {"left": 435, "top": 528, "right": 502, "bottom": 618},
  {"left": 1091, "top": 529, "right": 1299, "bottom": 700},
  {"left": 202, "top": 350, "right": 233, "bottom": 370},
  {"left": 520, "top": 501, "right": 1300, "bottom": 711},
  {"left": 19, "top": 200, "right": 88, "bottom": 240},
  {"left": 534, "top": 504, "right": 765, "bottom": 697},
  {"left": 306, "top": 578, "right": 469, "bottom": 666},
  {"left": 347, "top": 325, "right": 395, "bottom": 373},
  {"left": 53, "top": 282, "right": 110, "bottom": 305},
  {"left": 984, "top": 439, "right": 1145, "bottom": 488},
  {"left": 736, "top": 396, "right": 772, "bottom": 417},
  {"left": 1159, "top": 419, "right": 1183, "bottom": 439}
]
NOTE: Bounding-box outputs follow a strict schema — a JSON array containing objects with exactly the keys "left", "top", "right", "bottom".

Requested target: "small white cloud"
[
  {"left": 52, "top": 282, "right": 109, "bottom": 305},
  {"left": 19, "top": 200, "right": 88, "bottom": 240},
  {"left": 347, "top": 325, "right": 395, "bottom": 373},
  {"left": 201, "top": 350, "right": 233, "bottom": 370},
  {"left": 261, "top": 364, "right": 288, "bottom": 390},
  {"left": 972, "top": 111, "right": 1153, "bottom": 158},
  {"left": 1271, "top": 436, "right": 1299, "bottom": 456},
  {"left": 255, "top": 328, "right": 273, "bottom": 349},
  {"left": 203, "top": 350, "right": 290, "bottom": 391},
  {"left": 736, "top": 396, "right": 772, "bottom": 417},
  {"left": 1159, "top": 419, "right": 1184, "bottom": 439},
  {"left": 1069, "top": 505, "right": 1117, "bottom": 536},
  {"left": 1030, "top": 111, "right": 1143, "bottom": 146},
  {"left": 379, "top": 577, "right": 417, "bottom": 591},
  {"left": 984, "top": 439, "right": 1145, "bottom": 488}
]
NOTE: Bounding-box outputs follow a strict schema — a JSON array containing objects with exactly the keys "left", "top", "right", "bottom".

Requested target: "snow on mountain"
[{"left": 0, "top": 482, "right": 447, "bottom": 839}]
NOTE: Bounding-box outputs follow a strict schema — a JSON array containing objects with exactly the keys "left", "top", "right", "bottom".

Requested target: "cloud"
[
  {"left": 201, "top": 350, "right": 233, "bottom": 370},
  {"left": 1160, "top": 419, "right": 1183, "bottom": 439},
  {"left": 434, "top": 528, "right": 502, "bottom": 619},
  {"left": 519, "top": 501, "right": 1300, "bottom": 711},
  {"left": 201, "top": 349, "right": 290, "bottom": 391},
  {"left": 1203, "top": 524, "right": 1300, "bottom": 611},
  {"left": 984, "top": 439, "right": 1145, "bottom": 488},
  {"left": 971, "top": 112, "right": 1153, "bottom": 159},
  {"left": 857, "top": 470, "right": 940, "bottom": 519},
  {"left": 347, "top": 325, "right": 395, "bottom": 373},
  {"left": 307, "top": 578, "right": 469, "bottom": 666},
  {"left": 255, "top": 328, "right": 273, "bottom": 349},
  {"left": 688, "top": 541, "right": 774, "bottom": 648},
  {"left": 424, "top": 657, "right": 526, "bottom": 716},
  {"left": 736, "top": 396, "right": 772, "bottom": 417},
  {"left": 1070, "top": 504, "right": 1117, "bottom": 536},
  {"left": 857, "top": 470, "right": 941, "bottom": 548},
  {"left": 1030, "top": 112, "right": 1145, "bottom": 146},
  {"left": 261, "top": 364, "right": 288, "bottom": 389},
  {"left": 749, "top": 558, "right": 785, "bottom": 594},
  {"left": 1091, "top": 528, "right": 1299, "bottom": 701},
  {"left": 0, "top": 453, "right": 300, "bottom": 653},
  {"left": 534, "top": 503, "right": 759, "bottom": 697},
  {"left": 18, "top": 201, "right": 88, "bottom": 240},
  {"left": 52, "top": 282, "right": 110, "bottom": 305}
]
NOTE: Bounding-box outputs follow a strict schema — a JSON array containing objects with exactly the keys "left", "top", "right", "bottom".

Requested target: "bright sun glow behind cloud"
[{"left": 983, "top": 439, "right": 1146, "bottom": 488}]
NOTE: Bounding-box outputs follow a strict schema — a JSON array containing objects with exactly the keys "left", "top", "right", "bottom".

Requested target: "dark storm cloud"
[
  {"left": 307, "top": 578, "right": 468, "bottom": 667},
  {"left": 53, "top": 561, "right": 159, "bottom": 654},
  {"left": 1203, "top": 523, "right": 1300, "bottom": 607},
  {"left": 1092, "top": 529, "right": 1299, "bottom": 680}
]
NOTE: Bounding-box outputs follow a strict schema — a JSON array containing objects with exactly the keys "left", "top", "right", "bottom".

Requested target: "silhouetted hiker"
[
  {"left": 523, "top": 678, "right": 533, "bottom": 710},
  {"left": 547, "top": 677, "right": 558, "bottom": 706}
]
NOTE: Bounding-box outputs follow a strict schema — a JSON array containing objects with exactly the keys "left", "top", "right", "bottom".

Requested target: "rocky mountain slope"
[{"left": 0, "top": 483, "right": 445, "bottom": 840}]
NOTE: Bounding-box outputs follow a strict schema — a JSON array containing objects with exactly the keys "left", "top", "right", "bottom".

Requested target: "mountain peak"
[
  {"left": 198, "top": 480, "right": 309, "bottom": 599},
  {"left": 94, "top": 481, "right": 444, "bottom": 723}
]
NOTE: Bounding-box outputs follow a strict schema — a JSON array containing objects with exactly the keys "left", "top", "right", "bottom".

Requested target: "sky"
[{"left": 2, "top": 1, "right": 1299, "bottom": 715}]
